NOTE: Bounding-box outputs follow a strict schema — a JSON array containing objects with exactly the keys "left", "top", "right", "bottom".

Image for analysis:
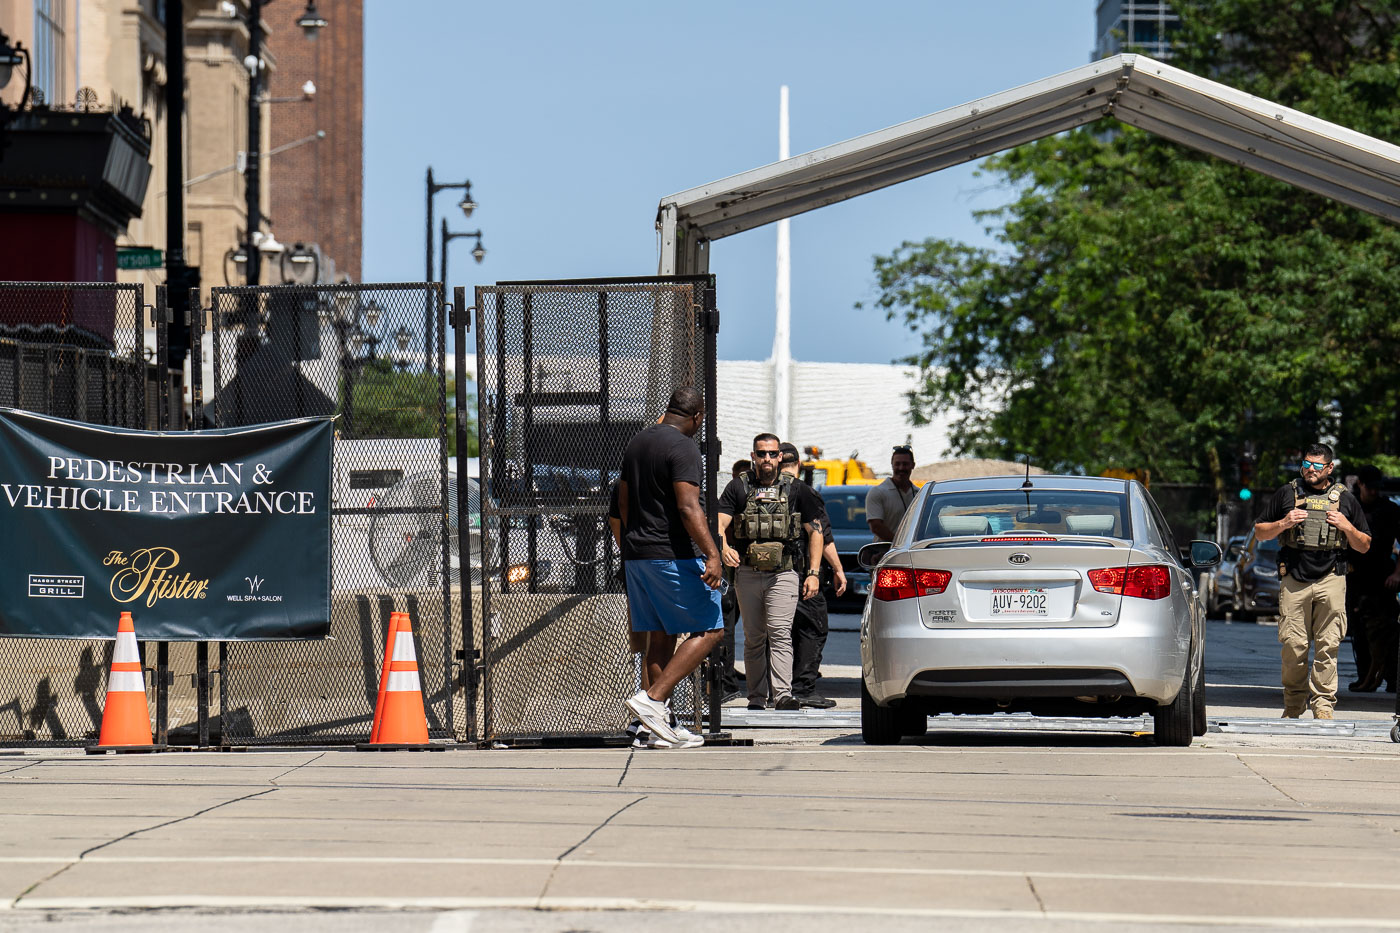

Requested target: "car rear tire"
[
  {"left": 899, "top": 704, "right": 928, "bottom": 737},
  {"left": 1192, "top": 651, "right": 1207, "bottom": 737},
  {"left": 1153, "top": 664, "right": 1194, "bottom": 747},
  {"left": 861, "top": 680, "right": 904, "bottom": 745}
]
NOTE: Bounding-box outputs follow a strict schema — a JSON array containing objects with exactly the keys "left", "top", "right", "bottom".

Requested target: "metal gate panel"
[
  {"left": 206, "top": 283, "right": 462, "bottom": 745},
  {"left": 473, "top": 276, "right": 716, "bottom": 742},
  {"left": 0, "top": 282, "right": 152, "bottom": 746}
]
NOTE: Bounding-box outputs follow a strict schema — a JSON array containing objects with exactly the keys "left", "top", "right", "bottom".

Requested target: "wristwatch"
[{"left": 804, "top": 569, "right": 820, "bottom": 579}]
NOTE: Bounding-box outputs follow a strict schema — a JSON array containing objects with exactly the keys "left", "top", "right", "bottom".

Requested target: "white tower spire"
[{"left": 772, "top": 85, "right": 792, "bottom": 442}]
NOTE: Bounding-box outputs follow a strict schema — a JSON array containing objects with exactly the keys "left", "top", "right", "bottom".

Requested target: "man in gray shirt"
[{"left": 866, "top": 445, "right": 918, "bottom": 541}]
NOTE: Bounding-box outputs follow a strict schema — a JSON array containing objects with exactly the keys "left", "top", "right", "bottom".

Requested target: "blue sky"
[{"left": 363, "top": 1, "right": 1093, "bottom": 364}]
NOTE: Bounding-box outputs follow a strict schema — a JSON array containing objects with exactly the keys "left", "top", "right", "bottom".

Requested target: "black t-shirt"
[
  {"left": 718, "top": 473, "right": 828, "bottom": 569},
  {"left": 619, "top": 424, "right": 704, "bottom": 561},
  {"left": 1352, "top": 494, "right": 1400, "bottom": 588},
  {"left": 1257, "top": 480, "right": 1370, "bottom": 583}
]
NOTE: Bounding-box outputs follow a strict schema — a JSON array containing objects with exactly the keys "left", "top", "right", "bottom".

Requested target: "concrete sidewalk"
[{"left": 4, "top": 730, "right": 1400, "bottom": 930}]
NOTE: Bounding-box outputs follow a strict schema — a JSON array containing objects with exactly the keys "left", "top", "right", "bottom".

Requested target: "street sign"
[{"left": 116, "top": 247, "right": 163, "bottom": 270}]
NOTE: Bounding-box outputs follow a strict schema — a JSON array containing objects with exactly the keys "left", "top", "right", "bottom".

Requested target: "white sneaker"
[
  {"left": 646, "top": 731, "right": 703, "bottom": 749},
  {"left": 625, "top": 690, "right": 681, "bottom": 745}
]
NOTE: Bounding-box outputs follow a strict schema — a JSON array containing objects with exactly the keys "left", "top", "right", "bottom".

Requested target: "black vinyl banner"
[{"left": 0, "top": 409, "right": 332, "bottom": 640}]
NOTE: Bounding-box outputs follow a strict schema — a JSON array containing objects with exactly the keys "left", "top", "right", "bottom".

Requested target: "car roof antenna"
[{"left": 1021, "top": 455, "right": 1034, "bottom": 489}]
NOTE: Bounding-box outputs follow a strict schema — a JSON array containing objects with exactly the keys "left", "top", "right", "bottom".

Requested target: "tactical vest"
[
  {"left": 1280, "top": 479, "right": 1348, "bottom": 551},
  {"left": 733, "top": 472, "right": 802, "bottom": 572}
]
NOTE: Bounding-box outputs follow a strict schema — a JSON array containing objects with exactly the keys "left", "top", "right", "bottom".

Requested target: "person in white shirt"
[{"left": 866, "top": 445, "right": 917, "bottom": 541}]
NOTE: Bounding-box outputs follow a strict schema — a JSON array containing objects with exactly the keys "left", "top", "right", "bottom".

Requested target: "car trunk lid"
[{"left": 907, "top": 536, "right": 1130, "bottom": 628}]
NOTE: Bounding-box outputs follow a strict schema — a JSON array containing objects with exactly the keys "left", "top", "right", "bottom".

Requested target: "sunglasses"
[
  {"left": 753, "top": 450, "right": 782, "bottom": 459},
  {"left": 1301, "top": 460, "right": 1330, "bottom": 471},
  {"left": 892, "top": 446, "right": 913, "bottom": 455}
]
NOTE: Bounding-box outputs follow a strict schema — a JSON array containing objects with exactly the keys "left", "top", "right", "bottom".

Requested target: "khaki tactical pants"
[
  {"left": 735, "top": 566, "right": 798, "bottom": 705},
  {"left": 1277, "top": 572, "right": 1347, "bottom": 716}
]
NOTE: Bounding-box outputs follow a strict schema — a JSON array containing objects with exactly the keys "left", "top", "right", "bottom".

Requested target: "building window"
[{"left": 33, "top": 0, "right": 66, "bottom": 106}]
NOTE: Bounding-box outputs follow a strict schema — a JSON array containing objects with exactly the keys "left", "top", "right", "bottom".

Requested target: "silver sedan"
[{"left": 859, "top": 475, "right": 1221, "bottom": 746}]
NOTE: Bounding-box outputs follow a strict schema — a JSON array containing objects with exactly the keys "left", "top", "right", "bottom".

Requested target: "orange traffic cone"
[
  {"left": 86, "top": 612, "right": 165, "bottom": 754},
  {"left": 358, "top": 610, "right": 439, "bottom": 750},
  {"left": 368, "top": 611, "right": 403, "bottom": 743}
]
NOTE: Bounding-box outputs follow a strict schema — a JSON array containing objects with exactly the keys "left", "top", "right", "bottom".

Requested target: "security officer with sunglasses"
[{"left": 1254, "top": 443, "right": 1371, "bottom": 719}]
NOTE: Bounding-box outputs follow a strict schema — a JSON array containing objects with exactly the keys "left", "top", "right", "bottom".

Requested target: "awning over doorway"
[{"left": 658, "top": 54, "right": 1400, "bottom": 273}]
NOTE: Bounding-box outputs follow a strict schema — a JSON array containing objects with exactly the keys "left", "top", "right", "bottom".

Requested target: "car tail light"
[
  {"left": 981, "top": 536, "right": 1058, "bottom": 543},
  {"left": 1088, "top": 565, "right": 1171, "bottom": 600},
  {"left": 873, "top": 567, "right": 951, "bottom": 601}
]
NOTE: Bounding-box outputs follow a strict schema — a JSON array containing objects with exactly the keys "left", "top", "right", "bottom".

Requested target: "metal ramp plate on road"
[{"left": 720, "top": 709, "right": 1398, "bottom": 738}]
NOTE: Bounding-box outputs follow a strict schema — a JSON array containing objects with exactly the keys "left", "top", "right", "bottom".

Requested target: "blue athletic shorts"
[{"left": 624, "top": 558, "right": 723, "bottom": 635}]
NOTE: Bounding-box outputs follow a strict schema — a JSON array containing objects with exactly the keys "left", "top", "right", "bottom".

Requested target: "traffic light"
[{"left": 1238, "top": 488, "right": 1253, "bottom": 501}]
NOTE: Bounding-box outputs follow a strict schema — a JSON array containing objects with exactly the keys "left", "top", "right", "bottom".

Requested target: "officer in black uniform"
[
  {"left": 779, "top": 443, "right": 846, "bottom": 708},
  {"left": 717, "top": 433, "right": 824, "bottom": 710},
  {"left": 1254, "top": 444, "right": 1370, "bottom": 718}
]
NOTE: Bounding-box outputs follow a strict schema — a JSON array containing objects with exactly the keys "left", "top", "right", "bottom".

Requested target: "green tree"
[
  {"left": 871, "top": 0, "right": 1400, "bottom": 492},
  {"left": 344, "top": 364, "right": 478, "bottom": 456}
]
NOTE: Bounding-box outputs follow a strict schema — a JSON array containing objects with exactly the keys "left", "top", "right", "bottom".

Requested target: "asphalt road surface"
[{"left": 2, "top": 617, "right": 1398, "bottom": 932}]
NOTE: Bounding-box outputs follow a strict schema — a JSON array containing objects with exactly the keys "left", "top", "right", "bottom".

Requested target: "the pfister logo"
[
  {"left": 1008, "top": 553, "right": 1031, "bottom": 565},
  {"left": 105, "top": 547, "right": 209, "bottom": 607}
]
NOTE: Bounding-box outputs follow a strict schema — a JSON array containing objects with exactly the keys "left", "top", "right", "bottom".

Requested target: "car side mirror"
[
  {"left": 1189, "top": 540, "right": 1222, "bottom": 569},
  {"left": 858, "top": 540, "right": 891, "bottom": 571}
]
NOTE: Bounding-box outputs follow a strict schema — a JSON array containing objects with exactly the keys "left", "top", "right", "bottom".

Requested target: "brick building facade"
[{"left": 263, "top": 0, "right": 363, "bottom": 282}]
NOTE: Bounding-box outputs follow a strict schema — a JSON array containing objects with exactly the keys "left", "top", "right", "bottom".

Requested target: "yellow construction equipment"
[{"left": 801, "top": 446, "right": 880, "bottom": 487}]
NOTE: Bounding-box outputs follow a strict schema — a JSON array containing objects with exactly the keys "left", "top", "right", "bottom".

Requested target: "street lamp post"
[
  {"left": 242, "top": 1, "right": 327, "bottom": 285},
  {"left": 425, "top": 168, "right": 476, "bottom": 371},
  {"left": 440, "top": 218, "right": 486, "bottom": 304}
]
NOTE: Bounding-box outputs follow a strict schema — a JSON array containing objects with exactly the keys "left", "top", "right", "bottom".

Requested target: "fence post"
[
  {"left": 453, "top": 286, "right": 476, "bottom": 742},
  {"left": 702, "top": 277, "right": 723, "bottom": 736}
]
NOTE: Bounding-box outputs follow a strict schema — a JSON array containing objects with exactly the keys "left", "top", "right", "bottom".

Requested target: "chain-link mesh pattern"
[
  {"left": 0, "top": 283, "right": 155, "bottom": 746},
  {"left": 474, "top": 278, "right": 713, "bottom": 741},
  {"left": 207, "top": 283, "right": 459, "bottom": 745}
]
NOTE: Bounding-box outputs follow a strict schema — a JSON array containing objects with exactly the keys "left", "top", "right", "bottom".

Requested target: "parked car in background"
[
  {"left": 1229, "top": 530, "right": 1280, "bottom": 619},
  {"left": 819, "top": 485, "right": 875, "bottom": 604},
  {"left": 859, "top": 475, "right": 1220, "bottom": 747},
  {"left": 1206, "top": 535, "right": 1247, "bottom": 616}
]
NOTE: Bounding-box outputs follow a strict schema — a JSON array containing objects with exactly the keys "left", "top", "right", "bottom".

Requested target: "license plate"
[
  {"left": 989, "top": 586, "right": 1055, "bottom": 616},
  {"left": 854, "top": 581, "right": 869, "bottom": 595}
]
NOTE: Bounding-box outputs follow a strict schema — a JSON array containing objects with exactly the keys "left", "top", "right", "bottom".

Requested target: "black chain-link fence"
[
  {"left": 473, "top": 277, "right": 716, "bottom": 742},
  {"left": 0, "top": 282, "right": 157, "bottom": 746},
  {"left": 207, "top": 283, "right": 461, "bottom": 745}
]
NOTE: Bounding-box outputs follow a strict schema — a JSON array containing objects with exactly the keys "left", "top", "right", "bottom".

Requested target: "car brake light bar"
[
  {"left": 1087, "top": 565, "right": 1171, "bottom": 600},
  {"left": 981, "top": 536, "right": 1058, "bottom": 543},
  {"left": 873, "top": 567, "right": 952, "bottom": 601}
]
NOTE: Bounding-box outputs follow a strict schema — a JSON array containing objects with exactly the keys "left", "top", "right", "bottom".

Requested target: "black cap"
[
  {"left": 1356, "top": 464, "right": 1385, "bottom": 487},
  {"left": 778, "top": 442, "right": 800, "bottom": 464}
]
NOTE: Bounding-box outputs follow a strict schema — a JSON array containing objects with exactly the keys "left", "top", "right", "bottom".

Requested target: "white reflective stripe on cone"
[
  {"left": 108, "top": 670, "right": 146, "bottom": 692},
  {"left": 385, "top": 670, "right": 421, "bottom": 692},
  {"left": 390, "top": 632, "right": 418, "bottom": 662},
  {"left": 113, "top": 634, "right": 140, "bottom": 664}
]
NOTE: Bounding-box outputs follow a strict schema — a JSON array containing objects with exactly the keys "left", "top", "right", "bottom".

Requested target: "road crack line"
[
  {"left": 269, "top": 752, "right": 326, "bottom": 785},
  {"left": 1025, "top": 875, "right": 1047, "bottom": 914},
  {"left": 616, "top": 749, "right": 635, "bottom": 787},
  {"left": 10, "top": 787, "right": 278, "bottom": 908},
  {"left": 0, "top": 760, "right": 41, "bottom": 777},
  {"left": 536, "top": 795, "right": 647, "bottom": 907},
  {"left": 1235, "top": 753, "right": 1305, "bottom": 806}
]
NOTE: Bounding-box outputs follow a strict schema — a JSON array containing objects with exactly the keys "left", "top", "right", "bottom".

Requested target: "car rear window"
[
  {"left": 915, "top": 489, "right": 1130, "bottom": 539},
  {"left": 820, "top": 490, "right": 869, "bottom": 530}
]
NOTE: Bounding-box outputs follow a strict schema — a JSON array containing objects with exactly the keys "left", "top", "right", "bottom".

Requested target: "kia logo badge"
[{"left": 1009, "top": 553, "right": 1030, "bottom": 565}]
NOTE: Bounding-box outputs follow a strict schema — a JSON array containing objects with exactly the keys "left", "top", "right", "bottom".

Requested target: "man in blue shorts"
[{"left": 618, "top": 387, "right": 724, "bottom": 749}]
